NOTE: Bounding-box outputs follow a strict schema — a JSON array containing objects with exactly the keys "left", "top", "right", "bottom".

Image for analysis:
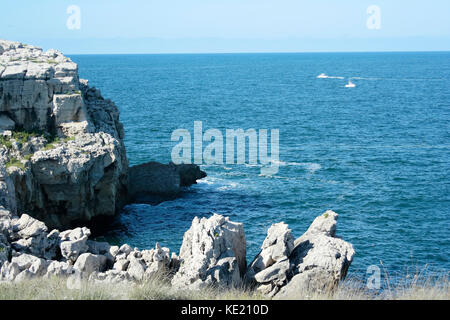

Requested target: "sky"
[{"left": 1, "top": 0, "right": 450, "bottom": 54}]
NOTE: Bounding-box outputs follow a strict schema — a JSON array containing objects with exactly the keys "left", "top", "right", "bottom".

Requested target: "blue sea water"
[{"left": 71, "top": 52, "right": 450, "bottom": 281}]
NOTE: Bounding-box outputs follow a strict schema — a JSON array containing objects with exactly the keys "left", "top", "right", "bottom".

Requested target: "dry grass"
[{"left": 0, "top": 274, "right": 448, "bottom": 300}]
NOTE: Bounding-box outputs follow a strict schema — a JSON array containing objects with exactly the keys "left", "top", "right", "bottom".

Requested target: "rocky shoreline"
[{"left": 0, "top": 39, "right": 355, "bottom": 297}]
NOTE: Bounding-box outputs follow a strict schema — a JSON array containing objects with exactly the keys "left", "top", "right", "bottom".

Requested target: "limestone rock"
[
  {"left": 0, "top": 261, "right": 20, "bottom": 281},
  {"left": 13, "top": 214, "right": 48, "bottom": 238},
  {"left": 126, "top": 256, "right": 146, "bottom": 281},
  {"left": 0, "top": 39, "right": 128, "bottom": 229},
  {"left": 113, "top": 259, "right": 129, "bottom": 272},
  {"left": 59, "top": 227, "right": 91, "bottom": 262},
  {"left": 275, "top": 269, "right": 341, "bottom": 299},
  {"left": 248, "top": 211, "right": 355, "bottom": 298},
  {"left": 277, "top": 211, "right": 354, "bottom": 298},
  {"left": 171, "top": 214, "right": 246, "bottom": 290},
  {"left": 0, "top": 164, "right": 17, "bottom": 214},
  {"left": 87, "top": 240, "right": 116, "bottom": 265},
  {"left": 248, "top": 222, "right": 294, "bottom": 275},
  {"left": 45, "top": 260, "right": 73, "bottom": 278},
  {"left": 8, "top": 214, "right": 58, "bottom": 259},
  {"left": 295, "top": 210, "right": 338, "bottom": 244},
  {"left": 73, "top": 253, "right": 107, "bottom": 277},
  {"left": 89, "top": 269, "right": 133, "bottom": 284},
  {"left": 141, "top": 242, "right": 177, "bottom": 278},
  {"left": 0, "top": 236, "right": 9, "bottom": 268}
]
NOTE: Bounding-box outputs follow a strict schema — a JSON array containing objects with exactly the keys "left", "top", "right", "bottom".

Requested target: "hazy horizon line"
[{"left": 66, "top": 49, "right": 450, "bottom": 55}]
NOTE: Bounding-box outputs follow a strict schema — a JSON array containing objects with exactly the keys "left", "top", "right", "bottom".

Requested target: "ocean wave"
[{"left": 196, "top": 176, "right": 242, "bottom": 191}]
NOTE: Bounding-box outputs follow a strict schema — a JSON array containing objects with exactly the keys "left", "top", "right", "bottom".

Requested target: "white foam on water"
[
  {"left": 269, "top": 160, "right": 322, "bottom": 173},
  {"left": 197, "top": 175, "right": 242, "bottom": 191},
  {"left": 217, "top": 182, "right": 239, "bottom": 191}
]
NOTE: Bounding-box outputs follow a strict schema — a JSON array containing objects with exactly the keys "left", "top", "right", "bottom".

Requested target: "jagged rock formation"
[
  {"left": 0, "top": 39, "right": 128, "bottom": 228},
  {"left": 0, "top": 209, "right": 354, "bottom": 298},
  {"left": 246, "top": 210, "right": 355, "bottom": 298},
  {"left": 171, "top": 214, "right": 246, "bottom": 290},
  {"left": 0, "top": 207, "right": 179, "bottom": 283}
]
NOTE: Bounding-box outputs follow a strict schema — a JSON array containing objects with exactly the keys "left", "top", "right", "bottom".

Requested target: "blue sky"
[{"left": 1, "top": 0, "right": 450, "bottom": 53}]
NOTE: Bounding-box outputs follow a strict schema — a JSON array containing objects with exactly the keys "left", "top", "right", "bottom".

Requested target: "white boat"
[
  {"left": 345, "top": 80, "right": 356, "bottom": 88},
  {"left": 317, "top": 73, "right": 328, "bottom": 79}
]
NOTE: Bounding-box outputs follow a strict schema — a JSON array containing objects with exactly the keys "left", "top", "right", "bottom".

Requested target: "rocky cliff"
[
  {"left": 0, "top": 40, "right": 128, "bottom": 228},
  {"left": 0, "top": 40, "right": 206, "bottom": 228}
]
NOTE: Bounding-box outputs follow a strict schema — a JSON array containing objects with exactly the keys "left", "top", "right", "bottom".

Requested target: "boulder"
[
  {"left": 73, "top": 253, "right": 107, "bottom": 277},
  {"left": 126, "top": 256, "right": 146, "bottom": 281},
  {"left": 295, "top": 210, "right": 338, "bottom": 243},
  {"left": 89, "top": 270, "right": 133, "bottom": 284},
  {"left": 141, "top": 242, "right": 177, "bottom": 279},
  {"left": 0, "top": 261, "right": 20, "bottom": 281},
  {"left": 59, "top": 227, "right": 91, "bottom": 262},
  {"left": 113, "top": 259, "right": 129, "bottom": 272},
  {"left": 8, "top": 214, "right": 58, "bottom": 259},
  {"left": 45, "top": 260, "right": 73, "bottom": 278},
  {"left": 13, "top": 214, "right": 48, "bottom": 238},
  {"left": 0, "top": 236, "right": 9, "bottom": 268},
  {"left": 87, "top": 240, "right": 117, "bottom": 265},
  {"left": 171, "top": 214, "right": 246, "bottom": 290}
]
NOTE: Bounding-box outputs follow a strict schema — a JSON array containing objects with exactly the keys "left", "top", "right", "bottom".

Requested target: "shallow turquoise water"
[{"left": 72, "top": 52, "right": 450, "bottom": 280}]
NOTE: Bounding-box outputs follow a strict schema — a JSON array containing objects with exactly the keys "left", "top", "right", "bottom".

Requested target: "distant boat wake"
[
  {"left": 318, "top": 74, "right": 444, "bottom": 81},
  {"left": 316, "top": 73, "right": 344, "bottom": 79}
]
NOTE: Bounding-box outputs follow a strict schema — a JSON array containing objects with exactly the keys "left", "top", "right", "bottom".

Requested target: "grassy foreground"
[{"left": 0, "top": 275, "right": 448, "bottom": 300}]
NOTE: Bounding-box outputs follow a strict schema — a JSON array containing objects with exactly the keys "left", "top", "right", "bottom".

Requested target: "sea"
[{"left": 71, "top": 52, "right": 450, "bottom": 283}]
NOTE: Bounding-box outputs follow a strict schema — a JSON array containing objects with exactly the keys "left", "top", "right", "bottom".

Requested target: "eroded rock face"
[
  {"left": 171, "top": 214, "right": 246, "bottom": 290},
  {"left": 0, "top": 39, "right": 128, "bottom": 228},
  {"left": 247, "top": 222, "right": 294, "bottom": 276},
  {"left": 247, "top": 210, "right": 355, "bottom": 298}
]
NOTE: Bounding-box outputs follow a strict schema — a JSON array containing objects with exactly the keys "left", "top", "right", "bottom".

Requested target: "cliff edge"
[
  {"left": 0, "top": 40, "right": 128, "bottom": 228},
  {"left": 0, "top": 39, "right": 206, "bottom": 229}
]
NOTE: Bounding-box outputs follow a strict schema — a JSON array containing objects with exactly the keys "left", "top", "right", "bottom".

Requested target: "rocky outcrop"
[
  {"left": 171, "top": 214, "right": 246, "bottom": 290},
  {"left": 128, "top": 162, "right": 206, "bottom": 203},
  {"left": 0, "top": 206, "right": 355, "bottom": 298},
  {"left": 274, "top": 211, "right": 355, "bottom": 298},
  {"left": 0, "top": 206, "right": 179, "bottom": 283},
  {"left": 0, "top": 39, "right": 128, "bottom": 228},
  {"left": 246, "top": 210, "right": 355, "bottom": 298}
]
